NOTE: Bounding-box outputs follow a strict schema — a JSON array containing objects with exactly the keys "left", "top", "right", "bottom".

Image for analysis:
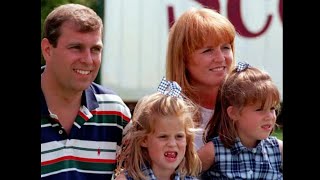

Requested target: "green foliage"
[{"left": 272, "top": 127, "right": 283, "bottom": 140}]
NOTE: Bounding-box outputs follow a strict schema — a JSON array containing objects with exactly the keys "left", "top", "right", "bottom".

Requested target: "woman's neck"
[{"left": 196, "top": 88, "right": 218, "bottom": 109}]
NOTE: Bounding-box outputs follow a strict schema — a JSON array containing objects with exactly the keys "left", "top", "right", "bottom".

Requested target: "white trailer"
[{"left": 101, "top": 0, "right": 283, "bottom": 105}]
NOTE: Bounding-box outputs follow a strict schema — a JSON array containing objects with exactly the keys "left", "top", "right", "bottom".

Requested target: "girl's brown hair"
[{"left": 204, "top": 66, "right": 281, "bottom": 148}]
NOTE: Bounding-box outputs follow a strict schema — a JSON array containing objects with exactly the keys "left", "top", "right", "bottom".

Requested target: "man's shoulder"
[
  {"left": 90, "top": 82, "right": 131, "bottom": 120},
  {"left": 90, "top": 82, "right": 117, "bottom": 95},
  {"left": 89, "top": 82, "right": 128, "bottom": 107}
]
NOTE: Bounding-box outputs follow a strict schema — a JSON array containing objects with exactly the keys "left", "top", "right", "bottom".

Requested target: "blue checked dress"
[
  {"left": 201, "top": 136, "right": 282, "bottom": 180},
  {"left": 124, "top": 165, "right": 199, "bottom": 180}
]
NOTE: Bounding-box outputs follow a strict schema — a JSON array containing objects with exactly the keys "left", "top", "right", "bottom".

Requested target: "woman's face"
[{"left": 186, "top": 39, "right": 233, "bottom": 89}]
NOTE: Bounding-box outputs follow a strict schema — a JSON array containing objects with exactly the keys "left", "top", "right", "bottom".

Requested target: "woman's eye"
[{"left": 202, "top": 49, "right": 213, "bottom": 53}]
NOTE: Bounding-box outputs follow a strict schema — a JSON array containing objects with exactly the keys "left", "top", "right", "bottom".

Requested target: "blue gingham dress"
[
  {"left": 202, "top": 136, "right": 282, "bottom": 180},
  {"left": 124, "top": 165, "right": 199, "bottom": 180}
]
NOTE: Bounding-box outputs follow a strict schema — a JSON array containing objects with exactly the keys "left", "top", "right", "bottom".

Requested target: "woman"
[{"left": 165, "top": 7, "right": 236, "bottom": 150}]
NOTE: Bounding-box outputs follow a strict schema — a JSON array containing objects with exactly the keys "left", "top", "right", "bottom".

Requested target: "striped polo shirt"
[{"left": 41, "top": 80, "right": 131, "bottom": 180}]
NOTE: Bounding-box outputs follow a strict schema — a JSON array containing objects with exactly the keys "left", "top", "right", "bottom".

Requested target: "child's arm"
[
  {"left": 277, "top": 139, "right": 283, "bottom": 158},
  {"left": 277, "top": 138, "right": 283, "bottom": 170},
  {"left": 197, "top": 141, "right": 215, "bottom": 172},
  {"left": 114, "top": 173, "right": 127, "bottom": 180}
]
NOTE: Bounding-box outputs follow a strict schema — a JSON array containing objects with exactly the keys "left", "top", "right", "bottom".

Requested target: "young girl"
[
  {"left": 114, "top": 78, "right": 202, "bottom": 180},
  {"left": 198, "top": 62, "right": 283, "bottom": 179}
]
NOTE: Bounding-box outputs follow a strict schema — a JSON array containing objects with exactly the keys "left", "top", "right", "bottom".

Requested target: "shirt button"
[
  {"left": 252, "top": 149, "right": 256, "bottom": 153},
  {"left": 59, "top": 130, "right": 63, "bottom": 134},
  {"left": 248, "top": 170, "right": 253, "bottom": 175}
]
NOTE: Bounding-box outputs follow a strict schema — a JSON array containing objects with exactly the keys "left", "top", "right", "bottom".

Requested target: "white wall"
[{"left": 101, "top": 0, "right": 283, "bottom": 101}]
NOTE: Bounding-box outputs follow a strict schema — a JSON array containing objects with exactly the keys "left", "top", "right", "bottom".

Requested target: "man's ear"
[
  {"left": 41, "top": 38, "right": 52, "bottom": 62},
  {"left": 227, "top": 106, "right": 239, "bottom": 121}
]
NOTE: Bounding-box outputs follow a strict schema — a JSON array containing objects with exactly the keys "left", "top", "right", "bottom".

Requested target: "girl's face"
[
  {"left": 186, "top": 40, "right": 233, "bottom": 89},
  {"left": 228, "top": 102, "right": 277, "bottom": 148},
  {"left": 141, "top": 116, "right": 187, "bottom": 177}
]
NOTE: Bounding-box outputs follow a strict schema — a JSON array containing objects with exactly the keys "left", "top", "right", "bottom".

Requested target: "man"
[{"left": 40, "top": 4, "right": 131, "bottom": 179}]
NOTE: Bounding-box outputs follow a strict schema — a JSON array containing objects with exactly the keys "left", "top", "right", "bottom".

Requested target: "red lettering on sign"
[{"left": 167, "top": 0, "right": 281, "bottom": 38}]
